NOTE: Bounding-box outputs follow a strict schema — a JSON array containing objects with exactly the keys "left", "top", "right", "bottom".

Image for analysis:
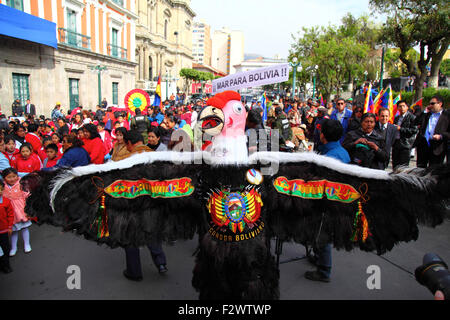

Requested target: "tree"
[
  {"left": 384, "top": 48, "right": 419, "bottom": 78},
  {"left": 370, "top": 0, "right": 450, "bottom": 100},
  {"left": 441, "top": 59, "right": 450, "bottom": 77},
  {"left": 289, "top": 14, "right": 374, "bottom": 101},
  {"left": 179, "top": 69, "right": 215, "bottom": 95}
]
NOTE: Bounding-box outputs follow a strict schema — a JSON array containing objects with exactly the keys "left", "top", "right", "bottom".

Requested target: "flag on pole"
[
  {"left": 319, "top": 94, "right": 324, "bottom": 106},
  {"left": 363, "top": 83, "right": 374, "bottom": 113},
  {"left": 260, "top": 91, "right": 268, "bottom": 122},
  {"left": 386, "top": 85, "right": 395, "bottom": 123},
  {"left": 372, "top": 88, "right": 385, "bottom": 116},
  {"left": 393, "top": 93, "right": 402, "bottom": 106},
  {"left": 153, "top": 74, "right": 162, "bottom": 107},
  {"left": 410, "top": 98, "right": 423, "bottom": 111}
]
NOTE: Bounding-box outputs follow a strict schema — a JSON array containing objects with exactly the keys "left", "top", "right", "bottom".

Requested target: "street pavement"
[
  {"left": 1, "top": 213, "right": 448, "bottom": 300},
  {"left": 1, "top": 155, "right": 449, "bottom": 300}
]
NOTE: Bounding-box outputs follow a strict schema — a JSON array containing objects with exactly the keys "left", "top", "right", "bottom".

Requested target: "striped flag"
[
  {"left": 372, "top": 88, "right": 385, "bottom": 116},
  {"left": 319, "top": 94, "right": 324, "bottom": 106},
  {"left": 260, "top": 91, "right": 268, "bottom": 122},
  {"left": 363, "top": 83, "right": 374, "bottom": 113},
  {"left": 410, "top": 98, "right": 423, "bottom": 111},
  {"left": 153, "top": 74, "right": 162, "bottom": 107},
  {"left": 386, "top": 85, "right": 395, "bottom": 123}
]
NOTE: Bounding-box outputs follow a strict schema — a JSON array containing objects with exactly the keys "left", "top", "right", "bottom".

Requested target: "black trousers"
[
  {"left": 417, "top": 145, "right": 446, "bottom": 168},
  {"left": 0, "top": 233, "right": 10, "bottom": 269},
  {"left": 392, "top": 147, "right": 411, "bottom": 169},
  {"left": 124, "top": 241, "right": 166, "bottom": 277}
]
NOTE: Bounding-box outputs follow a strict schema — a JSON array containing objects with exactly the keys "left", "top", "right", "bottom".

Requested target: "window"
[
  {"left": 112, "top": 82, "right": 118, "bottom": 105},
  {"left": 69, "top": 79, "right": 79, "bottom": 110},
  {"left": 111, "top": 0, "right": 124, "bottom": 6},
  {"left": 6, "top": 0, "right": 23, "bottom": 10},
  {"left": 12, "top": 73, "right": 29, "bottom": 106},
  {"left": 164, "top": 20, "right": 168, "bottom": 40},
  {"left": 66, "top": 9, "right": 77, "bottom": 46},
  {"left": 111, "top": 28, "right": 119, "bottom": 57}
]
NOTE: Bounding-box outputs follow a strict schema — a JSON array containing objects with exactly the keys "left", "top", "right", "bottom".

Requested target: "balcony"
[
  {"left": 107, "top": 43, "right": 127, "bottom": 60},
  {"left": 58, "top": 28, "right": 90, "bottom": 50}
]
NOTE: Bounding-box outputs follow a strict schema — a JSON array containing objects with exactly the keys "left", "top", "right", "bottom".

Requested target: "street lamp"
[
  {"left": 312, "top": 65, "right": 318, "bottom": 99},
  {"left": 290, "top": 57, "right": 301, "bottom": 99},
  {"left": 379, "top": 46, "right": 386, "bottom": 91},
  {"left": 165, "top": 68, "right": 171, "bottom": 101},
  {"left": 90, "top": 65, "right": 107, "bottom": 107}
]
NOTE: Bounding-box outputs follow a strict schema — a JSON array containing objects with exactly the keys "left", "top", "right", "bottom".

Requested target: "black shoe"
[
  {"left": 123, "top": 270, "right": 142, "bottom": 282},
  {"left": 0, "top": 265, "right": 12, "bottom": 274},
  {"left": 158, "top": 265, "right": 168, "bottom": 274},
  {"left": 304, "top": 270, "right": 330, "bottom": 283}
]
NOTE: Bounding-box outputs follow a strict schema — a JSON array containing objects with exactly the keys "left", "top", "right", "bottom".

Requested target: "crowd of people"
[{"left": 0, "top": 92, "right": 448, "bottom": 278}]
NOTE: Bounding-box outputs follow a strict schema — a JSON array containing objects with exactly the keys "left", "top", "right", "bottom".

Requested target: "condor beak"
[{"left": 198, "top": 106, "right": 225, "bottom": 136}]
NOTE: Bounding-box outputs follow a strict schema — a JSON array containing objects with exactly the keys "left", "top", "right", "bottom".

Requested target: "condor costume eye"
[
  {"left": 232, "top": 103, "right": 243, "bottom": 115},
  {"left": 198, "top": 106, "right": 225, "bottom": 136}
]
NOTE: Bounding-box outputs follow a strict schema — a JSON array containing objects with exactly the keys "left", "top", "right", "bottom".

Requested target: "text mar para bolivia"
[{"left": 216, "top": 69, "right": 284, "bottom": 90}]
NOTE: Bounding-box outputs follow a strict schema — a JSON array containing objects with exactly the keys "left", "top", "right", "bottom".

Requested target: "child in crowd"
[
  {"left": 51, "top": 133, "right": 64, "bottom": 154},
  {"left": 11, "top": 143, "right": 42, "bottom": 174},
  {"left": 37, "top": 136, "right": 53, "bottom": 162},
  {"left": 1, "top": 168, "right": 32, "bottom": 256},
  {"left": 43, "top": 144, "right": 60, "bottom": 168},
  {"left": 97, "top": 122, "right": 113, "bottom": 154},
  {"left": 111, "top": 121, "right": 121, "bottom": 141},
  {"left": 0, "top": 179, "right": 14, "bottom": 273},
  {"left": 3, "top": 136, "right": 20, "bottom": 165}
]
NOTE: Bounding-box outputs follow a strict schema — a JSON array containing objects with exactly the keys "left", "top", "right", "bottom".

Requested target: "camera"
[{"left": 415, "top": 253, "right": 450, "bottom": 300}]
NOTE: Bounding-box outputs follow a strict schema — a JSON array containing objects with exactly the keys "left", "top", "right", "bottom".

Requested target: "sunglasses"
[
  {"left": 429, "top": 102, "right": 437, "bottom": 105},
  {"left": 337, "top": 103, "right": 345, "bottom": 105}
]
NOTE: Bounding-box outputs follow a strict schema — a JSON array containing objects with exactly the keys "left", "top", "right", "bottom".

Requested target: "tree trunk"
[
  {"left": 414, "top": 71, "right": 427, "bottom": 102},
  {"left": 429, "top": 38, "right": 450, "bottom": 89}
]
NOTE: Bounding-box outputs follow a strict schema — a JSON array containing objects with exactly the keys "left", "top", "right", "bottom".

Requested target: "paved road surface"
[{"left": 1, "top": 218, "right": 448, "bottom": 300}]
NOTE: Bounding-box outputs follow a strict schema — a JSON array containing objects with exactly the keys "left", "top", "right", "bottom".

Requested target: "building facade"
[
  {"left": 0, "top": 0, "right": 138, "bottom": 117},
  {"left": 135, "top": 0, "right": 195, "bottom": 99},
  {"left": 211, "top": 27, "right": 244, "bottom": 75},
  {"left": 192, "top": 20, "right": 211, "bottom": 67},
  {"left": 233, "top": 55, "right": 287, "bottom": 74}
]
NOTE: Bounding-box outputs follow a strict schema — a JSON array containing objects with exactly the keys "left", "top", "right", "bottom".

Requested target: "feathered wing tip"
[
  {"left": 264, "top": 161, "right": 450, "bottom": 255},
  {"left": 390, "top": 164, "right": 450, "bottom": 227},
  {"left": 49, "top": 162, "right": 204, "bottom": 248},
  {"left": 22, "top": 170, "right": 62, "bottom": 225}
]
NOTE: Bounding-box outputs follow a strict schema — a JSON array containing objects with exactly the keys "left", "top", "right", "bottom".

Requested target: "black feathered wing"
[
  {"left": 257, "top": 152, "right": 449, "bottom": 254},
  {"left": 23, "top": 153, "right": 205, "bottom": 249}
]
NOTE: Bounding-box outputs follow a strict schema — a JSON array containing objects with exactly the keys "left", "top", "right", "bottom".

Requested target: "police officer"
[
  {"left": 273, "top": 106, "right": 293, "bottom": 150},
  {"left": 11, "top": 99, "right": 23, "bottom": 117},
  {"left": 130, "top": 108, "right": 151, "bottom": 144}
]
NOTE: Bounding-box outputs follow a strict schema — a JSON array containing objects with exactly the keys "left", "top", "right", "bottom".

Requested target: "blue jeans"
[
  {"left": 314, "top": 243, "right": 332, "bottom": 278},
  {"left": 124, "top": 241, "right": 167, "bottom": 277}
]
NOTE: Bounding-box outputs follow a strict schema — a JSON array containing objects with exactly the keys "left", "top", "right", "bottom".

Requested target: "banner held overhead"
[{"left": 212, "top": 64, "right": 289, "bottom": 94}]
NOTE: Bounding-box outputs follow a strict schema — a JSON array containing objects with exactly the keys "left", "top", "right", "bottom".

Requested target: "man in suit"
[
  {"left": 391, "top": 100, "right": 418, "bottom": 169},
  {"left": 375, "top": 108, "right": 397, "bottom": 169},
  {"left": 24, "top": 99, "right": 36, "bottom": 118},
  {"left": 414, "top": 95, "right": 449, "bottom": 168},
  {"left": 330, "top": 98, "right": 352, "bottom": 143}
]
